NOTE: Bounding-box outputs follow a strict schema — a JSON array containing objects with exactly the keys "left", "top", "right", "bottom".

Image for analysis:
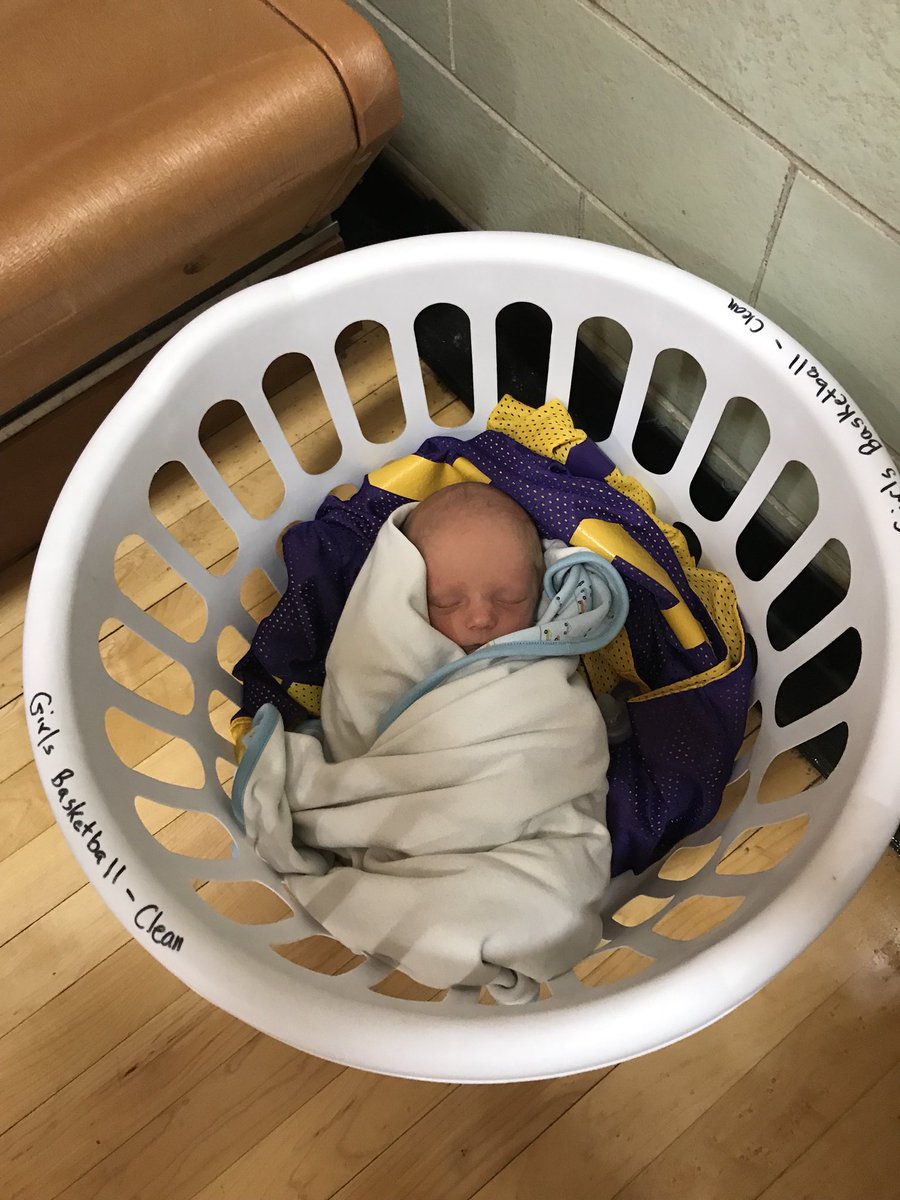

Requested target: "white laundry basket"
[{"left": 23, "top": 232, "right": 900, "bottom": 1083}]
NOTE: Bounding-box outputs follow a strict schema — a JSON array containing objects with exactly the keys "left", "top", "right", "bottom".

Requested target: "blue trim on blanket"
[
  {"left": 231, "top": 702, "right": 282, "bottom": 828},
  {"left": 377, "top": 551, "right": 629, "bottom": 737}
]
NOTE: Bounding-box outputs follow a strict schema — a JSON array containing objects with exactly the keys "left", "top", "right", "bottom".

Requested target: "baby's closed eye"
[{"left": 429, "top": 595, "right": 529, "bottom": 610}]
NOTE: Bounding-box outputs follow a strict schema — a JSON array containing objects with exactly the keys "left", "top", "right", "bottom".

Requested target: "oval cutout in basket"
[
  {"left": 264, "top": 352, "right": 342, "bottom": 475},
  {"left": 105, "top": 708, "right": 204, "bottom": 789},
  {"left": 114, "top": 537, "right": 208, "bottom": 642},
  {"left": 149, "top": 459, "right": 240, "bottom": 572}
]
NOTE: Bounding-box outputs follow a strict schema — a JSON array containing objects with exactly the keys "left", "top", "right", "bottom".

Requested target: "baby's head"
[{"left": 404, "top": 483, "right": 544, "bottom": 653}]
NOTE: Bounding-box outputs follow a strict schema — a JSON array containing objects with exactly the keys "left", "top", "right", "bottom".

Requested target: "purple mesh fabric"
[{"left": 234, "top": 430, "right": 752, "bottom": 875}]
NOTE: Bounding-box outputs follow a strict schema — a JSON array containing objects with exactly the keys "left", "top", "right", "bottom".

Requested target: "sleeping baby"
[
  {"left": 404, "top": 483, "right": 545, "bottom": 654},
  {"left": 232, "top": 482, "right": 629, "bottom": 1002}
]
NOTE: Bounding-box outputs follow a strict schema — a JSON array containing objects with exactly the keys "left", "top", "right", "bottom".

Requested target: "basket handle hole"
[
  {"left": 370, "top": 969, "right": 447, "bottom": 1003},
  {"left": 263, "top": 352, "right": 342, "bottom": 475},
  {"left": 239, "top": 568, "right": 280, "bottom": 624},
  {"left": 195, "top": 880, "right": 294, "bottom": 924},
  {"left": 716, "top": 814, "right": 810, "bottom": 876},
  {"left": 341, "top": 322, "right": 407, "bottom": 446},
  {"left": 216, "top": 756, "right": 236, "bottom": 800},
  {"left": 767, "top": 540, "right": 850, "bottom": 651},
  {"left": 658, "top": 838, "right": 722, "bottom": 881},
  {"left": 569, "top": 316, "right": 633, "bottom": 442},
  {"left": 690, "top": 396, "right": 770, "bottom": 520},
  {"left": 414, "top": 303, "right": 473, "bottom": 428},
  {"left": 114, "top": 536, "right": 208, "bottom": 642},
  {"left": 327, "top": 481, "right": 359, "bottom": 502},
  {"left": 208, "top": 690, "right": 239, "bottom": 743},
  {"left": 759, "top": 724, "right": 849, "bottom": 802},
  {"left": 104, "top": 707, "right": 204, "bottom": 789},
  {"left": 216, "top": 625, "right": 251, "bottom": 676},
  {"left": 651, "top": 894, "right": 744, "bottom": 941},
  {"left": 272, "top": 936, "right": 364, "bottom": 975},
  {"left": 575, "top": 946, "right": 654, "bottom": 987},
  {"left": 496, "top": 302, "right": 551, "bottom": 409},
  {"left": 611, "top": 894, "right": 674, "bottom": 927},
  {"left": 735, "top": 460, "right": 819, "bottom": 581},
  {"left": 774, "top": 631, "right": 859, "bottom": 727},
  {"left": 631, "top": 348, "right": 706, "bottom": 475},
  {"left": 99, "top": 619, "right": 195, "bottom": 716},
  {"left": 199, "top": 400, "right": 285, "bottom": 520},
  {"left": 710, "top": 769, "right": 751, "bottom": 825},
  {"left": 135, "top": 799, "right": 236, "bottom": 861},
  {"left": 148, "top": 461, "right": 239, "bottom": 575},
  {"left": 672, "top": 520, "right": 703, "bottom": 565}
]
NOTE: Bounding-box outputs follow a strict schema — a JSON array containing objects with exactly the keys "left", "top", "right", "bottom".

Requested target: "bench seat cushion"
[{"left": 0, "top": 0, "right": 399, "bottom": 414}]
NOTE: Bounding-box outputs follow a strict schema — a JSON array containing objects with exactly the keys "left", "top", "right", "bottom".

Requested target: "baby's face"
[{"left": 418, "top": 515, "right": 541, "bottom": 653}]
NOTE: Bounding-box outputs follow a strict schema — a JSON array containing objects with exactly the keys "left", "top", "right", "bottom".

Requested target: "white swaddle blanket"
[{"left": 233, "top": 503, "right": 628, "bottom": 1002}]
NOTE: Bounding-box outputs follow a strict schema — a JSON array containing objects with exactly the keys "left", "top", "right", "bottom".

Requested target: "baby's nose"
[{"left": 466, "top": 599, "right": 497, "bottom": 630}]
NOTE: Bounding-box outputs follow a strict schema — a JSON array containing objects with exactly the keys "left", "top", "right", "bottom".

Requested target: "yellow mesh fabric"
[
  {"left": 487, "top": 397, "right": 746, "bottom": 698},
  {"left": 230, "top": 715, "right": 253, "bottom": 764},
  {"left": 286, "top": 682, "right": 323, "bottom": 716},
  {"left": 487, "top": 395, "right": 587, "bottom": 463},
  {"left": 368, "top": 455, "right": 491, "bottom": 500},
  {"left": 605, "top": 466, "right": 658, "bottom": 515},
  {"left": 230, "top": 683, "right": 325, "bottom": 760},
  {"left": 572, "top": 518, "right": 707, "bottom": 650},
  {"left": 583, "top": 633, "right": 650, "bottom": 696},
  {"left": 604, "top": 469, "right": 746, "bottom": 699},
  {"left": 631, "top": 567, "right": 745, "bottom": 701}
]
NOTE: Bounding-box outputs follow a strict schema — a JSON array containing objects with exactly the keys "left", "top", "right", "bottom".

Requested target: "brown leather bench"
[{"left": 0, "top": 0, "right": 399, "bottom": 566}]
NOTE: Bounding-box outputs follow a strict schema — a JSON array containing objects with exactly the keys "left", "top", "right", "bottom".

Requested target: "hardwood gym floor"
[{"left": 1, "top": 325, "right": 898, "bottom": 1200}]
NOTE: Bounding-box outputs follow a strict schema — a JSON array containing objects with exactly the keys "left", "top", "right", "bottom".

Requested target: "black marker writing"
[
  {"left": 781, "top": 353, "right": 881, "bottom": 456},
  {"left": 134, "top": 904, "right": 184, "bottom": 952},
  {"left": 881, "top": 468, "right": 900, "bottom": 533},
  {"left": 726, "top": 298, "right": 895, "bottom": 527},
  {"left": 727, "top": 298, "right": 764, "bottom": 333},
  {"left": 29, "top": 692, "right": 59, "bottom": 756},
  {"left": 726, "top": 300, "right": 882, "bottom": 456},
  {"left": 29, "top": 691, "right": 186, "bottom": 952},
  {"left": 52, "top": 768, "right": 107, "bottom": 867}
]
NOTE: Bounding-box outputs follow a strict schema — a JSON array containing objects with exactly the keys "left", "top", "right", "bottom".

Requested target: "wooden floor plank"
[
  {"left": 754, "top": 1061, "right": 900, "bottom": 1200},
  {"left": 0, "top": 885, "right": 130, "bottom": 1041},
  {"left": 0, "top": 892, "right": 344, "bottom": 1138},
  {"left": 612, "top": 960, "right": 900, "bottom": 1200},
  {"left": 0, "top": 797, "right": 233, "bottom": 1036},
  {"left": 0, "top": 796, "right": 197, "bottom": 949},
  {"left": 0, "top": 939, "right": 186, "bottom": 1136},
  {"left": 328, "top": 1069, "right": 612, "bottom": 1200},
  {"left": 55, "top": 1039, "right": 343, "bottom": 1200},
  {"left": 0, "top": 761, "right": 55, "bottom": 863},
  {"left": 0, "top": 699, "right": 32, "bottom": 786},
  {"left": 1, "top": 934, "right": 354, "bottom": 1200},
  {"left": 2, "top": 990, "right": 252, "bottom": 1200},
  {"left": 0, "top": 624, "right": 22, "bottom": 707},
  {"left": 0, "top": 824, "right": 90, "bottom": 948},
  {"left": 468, "top": 852, "right": 900, "bottom": 1200},
  {"left": 191, "top": 1071, "right": 452, "bottom": 1200}
]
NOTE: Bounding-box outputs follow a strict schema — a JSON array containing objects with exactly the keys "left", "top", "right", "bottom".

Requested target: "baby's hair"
[{"left": 404, "top": 482, "right": 544, "bottom": 579}]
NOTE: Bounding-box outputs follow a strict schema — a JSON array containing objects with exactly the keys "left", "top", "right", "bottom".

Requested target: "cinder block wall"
[{"left": 349, "top": 0, "right": 900, "bottom": 467}]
